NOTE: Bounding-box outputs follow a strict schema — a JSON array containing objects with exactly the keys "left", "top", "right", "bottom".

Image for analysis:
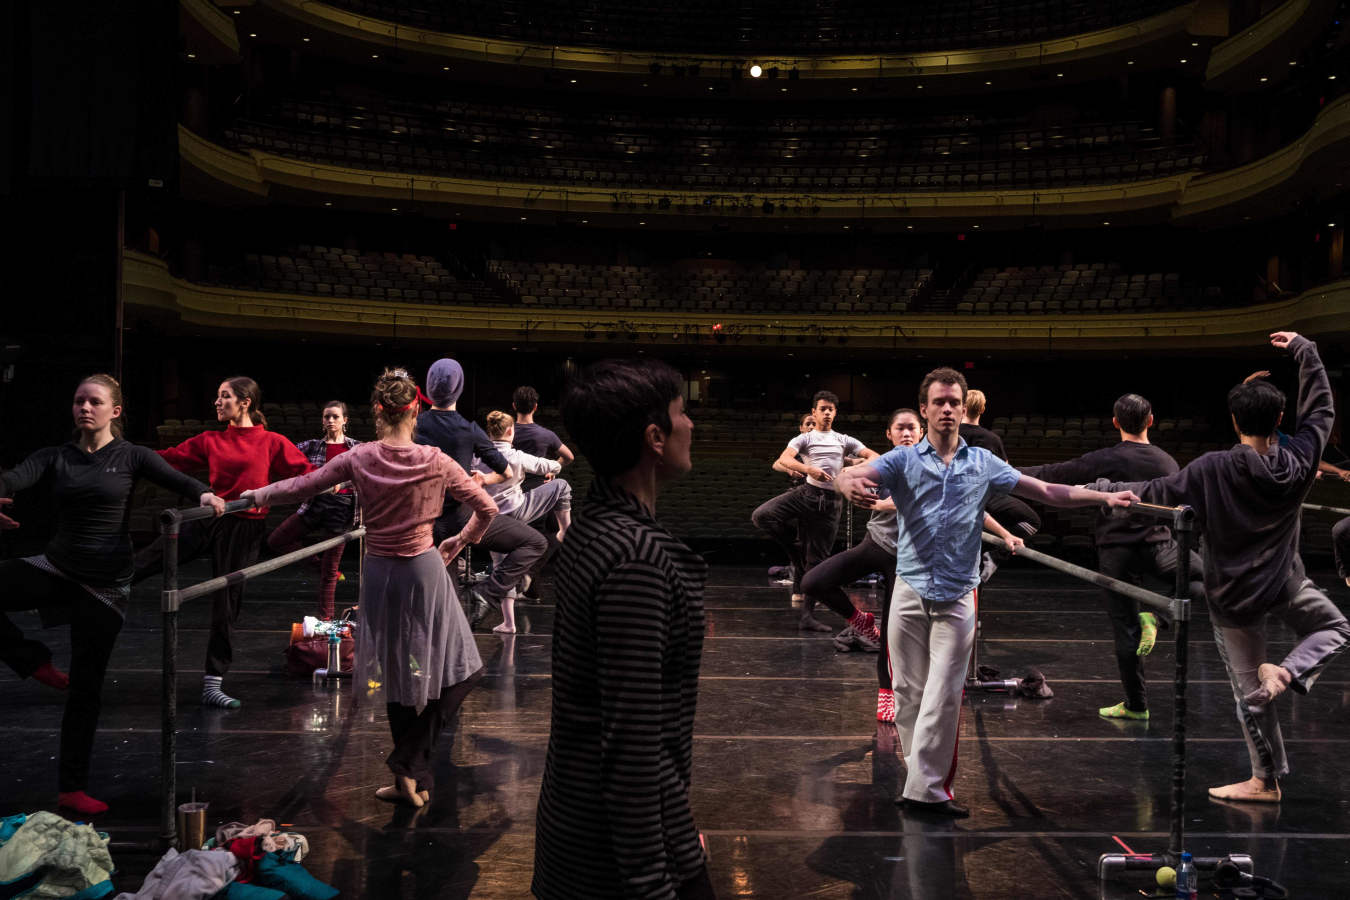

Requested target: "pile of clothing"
[
  {"left": 0, "top": 812, "right": 115, "bottom": 899},
  {"left": 114, "top": 819, "right": 337, "bottom": 900}
]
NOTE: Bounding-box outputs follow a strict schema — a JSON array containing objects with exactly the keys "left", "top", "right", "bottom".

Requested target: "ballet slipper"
[
  {"left": 1208, "top": 777, "right": 1281, "bottom": 803},
  {"left": 492, "top": 622, "right": 517, "bottom": 634},
  {"left": 1242, "top": 663, "right": 1293, "bottom": 707},
  {"left": 376, "top": 776, "right": 423, "bottom": 807}
]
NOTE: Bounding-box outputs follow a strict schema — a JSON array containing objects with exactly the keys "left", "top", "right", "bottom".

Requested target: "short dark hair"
[
  {"left": 1113, "top": 394, "right": 1152, "bottom": 435},
  {"left": 512, "top": 385, "right": 539, "bottom": 415},
  {"left": 1227, "top": 379, "right": 1286, "bottom": 436},
  {"left": 917, "top": 367, "right": 968, "bottom": 408},
  {"left": 562, "top": 358, "right": 682, "bottom": 477},
  {"left": 812, "top": 390, "right": 839, "bottom": 408}
]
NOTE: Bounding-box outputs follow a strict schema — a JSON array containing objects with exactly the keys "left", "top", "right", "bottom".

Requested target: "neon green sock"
[
  {"left": 1099, "top": 701, "right": 1148, "bottom": 720},
  {"left": 1137, "top": 612, "right": 1158, "bottom": 657}
]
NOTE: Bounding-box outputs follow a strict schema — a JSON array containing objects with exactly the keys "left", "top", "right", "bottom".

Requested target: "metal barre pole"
[
  {"left": 161, "top": 497, "right": 255, "bottom": 526},
  {"left": 1169, "top": 511, "right": 1195, "bottom": 861},
  {"left": 979, "top": 533, "right": 1173, "bottom": 615},
  {"left": 174, "top": 528, "right": 366, "bottom": 606},
  {"left": 160, "top": 510, "right": 181, "bottom": 847},
  {"left": 158, "top": 514, "right": 364, "bottom": 849},
  {"left": 1302, "top": 502, "right": 1350, "bottom": 517}
]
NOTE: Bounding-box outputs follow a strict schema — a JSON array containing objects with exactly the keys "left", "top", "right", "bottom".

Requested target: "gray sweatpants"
[{"left": 1211, "top": 573, "right": 1350, "bottom": 779}]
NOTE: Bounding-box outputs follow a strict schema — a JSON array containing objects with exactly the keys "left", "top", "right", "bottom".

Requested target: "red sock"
[
  {"left": 849, "top": 610, "right": 879, "bottom": 641},
  {"left": 32, "top": 661, "right": 69, "bottom": 691},
  {"left": 58, "top": 791, "right": 108, "bottom": 816}
]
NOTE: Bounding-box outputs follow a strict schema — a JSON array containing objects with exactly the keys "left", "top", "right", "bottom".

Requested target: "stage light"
[
  {"left": 303, "top": 37, "right": 311, "bottom": 42},
  {"left": 1179, "top": 59, "right": 1187, "bottom": 64},
  {"left": 187, "top": 53, "right": 196, "bottom": 59},
  {"left": 750, "top": 64, "right": 762, "bottom": 78},
  {"left": 1127, "top": 60, "right": 1135, "bottom": 65},
  {"left": 570, "top": 79, "right": 577, "bottom": 84}
]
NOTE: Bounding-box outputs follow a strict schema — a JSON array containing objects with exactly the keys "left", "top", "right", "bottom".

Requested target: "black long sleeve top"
[
  {"left": 413, "top": 408, "right": 510, "bottom": 527},
  {"left": 1022, "top": 442, "right": 1180, "bottom": 548},
  {"left": 1, "top": 439, "right": 210, "bottom": 588}
]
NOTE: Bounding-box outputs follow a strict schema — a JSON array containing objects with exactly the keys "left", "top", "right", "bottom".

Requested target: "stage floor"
[{"left": 3, "top": 561, "right": 1348, "bottom": 898}]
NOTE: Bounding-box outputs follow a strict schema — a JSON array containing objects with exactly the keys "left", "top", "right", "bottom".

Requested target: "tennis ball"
[{"left": 1156, "top": 866, "right": 1176, "bottom": 889}]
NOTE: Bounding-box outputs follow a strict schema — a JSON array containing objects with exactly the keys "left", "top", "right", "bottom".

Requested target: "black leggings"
[
  {"left": 386, "top": 670, "right": 483, "bottom": 791},
  {"left": 985, "top": 492, "right": 1041, "bottom": 540},
  {"left": 1096, "top": 540, "right": 1204, "bottom": 711},
  {"left": 0, "top": 560, "right": 123, "bottom": 791},
  {"left": 800, "top": 533, "right": 897, "bottom": 689},
  {"left": 134, "top": 514, "right": 267, "bottom": 676},
  {"left": 751, "top": 484, "right": 842, "bottom": 593}
]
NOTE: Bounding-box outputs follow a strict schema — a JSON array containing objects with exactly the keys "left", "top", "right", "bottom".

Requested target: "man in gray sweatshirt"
[{"left": 1103, "top": 331, "right": 1349, "bottom": 803}]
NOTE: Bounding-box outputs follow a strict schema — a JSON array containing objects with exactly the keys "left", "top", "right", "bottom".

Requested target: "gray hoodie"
[{"left": 1105, "top": 335, "right": 1330, "bottom": 626}]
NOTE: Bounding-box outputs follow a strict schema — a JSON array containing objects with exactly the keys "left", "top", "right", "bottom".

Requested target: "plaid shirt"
[{"left": 294, "top": 437, "right": 361, "bottom": 517}]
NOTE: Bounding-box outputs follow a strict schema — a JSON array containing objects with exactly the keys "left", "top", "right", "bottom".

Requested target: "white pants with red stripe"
[{"left": 889, "top": 579, "right": 974, "bottom": 803}]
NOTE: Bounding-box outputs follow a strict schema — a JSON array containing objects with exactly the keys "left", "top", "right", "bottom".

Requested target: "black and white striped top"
[{"left": 532, "top": 478, "right": 709, "bottom": 900}]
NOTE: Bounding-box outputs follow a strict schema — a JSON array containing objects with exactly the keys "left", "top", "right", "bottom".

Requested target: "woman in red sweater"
[{"left": 135, "top": 376, "right": 311, "bottom": 708}]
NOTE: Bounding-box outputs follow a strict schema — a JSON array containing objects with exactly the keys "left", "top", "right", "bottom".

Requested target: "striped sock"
[
  {"left": 849, "top": 610, "right": 880, "bottom": 643},
  {"left": 202, "top": 675, "right": 241, "bottom": 709}
]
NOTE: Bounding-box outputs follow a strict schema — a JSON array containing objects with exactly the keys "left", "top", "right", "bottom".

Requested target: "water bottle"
[{"left": 1175, "top": 851, "right": 1197, "bottom": 900}]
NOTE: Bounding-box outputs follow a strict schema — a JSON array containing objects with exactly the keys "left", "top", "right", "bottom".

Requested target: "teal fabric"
[
  {"left": 210, "top": 882, "right": 286, "bottom": 900},
  {"left": 254, "top": 853, "right": 338, "bottom": 900},
  {"left": 0, "top": 817, "right": 26, "bottom": 847}
]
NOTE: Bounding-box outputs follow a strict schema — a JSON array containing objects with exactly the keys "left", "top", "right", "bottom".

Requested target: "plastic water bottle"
[{"left": 1175, "top": 851, "right": 1197, "bottom": 900}]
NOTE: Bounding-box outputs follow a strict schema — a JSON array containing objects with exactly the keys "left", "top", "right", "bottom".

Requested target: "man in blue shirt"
[{"left": 836, "top": 367, "right": 1137, "bottom": 817}]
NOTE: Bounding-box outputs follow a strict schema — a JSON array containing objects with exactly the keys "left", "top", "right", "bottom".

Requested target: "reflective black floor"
[{"left": 3, "top": 561, "right": 1349, "bottom": 898}]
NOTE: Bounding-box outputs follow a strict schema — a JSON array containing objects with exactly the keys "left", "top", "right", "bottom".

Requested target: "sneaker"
[
  {"left": 876, "top": 688, "right": 895, "bottom": 722},
  {"left": 1098, "top": 702, "right": 1148, "bottom": 720},
  {"left": 833, "top": 625, "right": 880, "bottom": 652}
]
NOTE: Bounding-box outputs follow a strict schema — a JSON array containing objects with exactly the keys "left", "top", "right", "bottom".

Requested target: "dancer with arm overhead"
[
  {"left": 1100, "top": 333, "right": 1350, "bottom": 803},
  {"left": 835, "top": 367, "right": 1135, "bottom": 817},
  {"left": 246, "top": 369, "right": 496, "bottom": 808},
  {"left": 0, "top": 375, "right": 224, "bottom": 815},
  {"left": 134, "top": 375, "right": 310, "bottom": 709},
  {"left": 752, "top": 391, "right": 879, "bottom": 632},
  {"left": 266, "top": 401, "right": 361, "bottom": 619}
]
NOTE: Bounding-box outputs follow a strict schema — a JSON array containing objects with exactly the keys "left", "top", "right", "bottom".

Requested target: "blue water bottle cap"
[{"left": 1180, "top": 852, "right": 1192, "bottom": 862}]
